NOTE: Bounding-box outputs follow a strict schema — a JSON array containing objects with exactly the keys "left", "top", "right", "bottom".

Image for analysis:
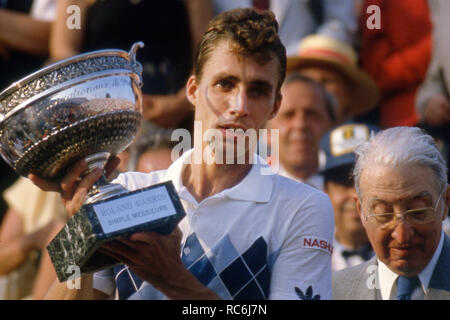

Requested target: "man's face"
[
  {"left": 325, "top": 179, "right": 367, "bottom": 240},
  {"left": 298, "top": 66, "right": 351, "bottom": 122},
  {"left": 186, "top": 40, "right": 281, "bottom": 156},
  {"left": 357, "top": 164, "right": 448, "bottom": 276},
  {"left": 269, "top": 81, "right": 331, "bottom": 172}
]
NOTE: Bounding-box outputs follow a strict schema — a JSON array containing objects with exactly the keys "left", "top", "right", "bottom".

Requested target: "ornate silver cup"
[{"left": 0, "top": 42, "right": 185, "bottom": 281}]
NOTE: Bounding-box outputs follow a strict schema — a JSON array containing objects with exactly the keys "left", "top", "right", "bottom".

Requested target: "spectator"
[
  {"left": 0, "top": 0, "right": 54, "bottom": 90},
  {"left": 50, "top": 0, "right": 212, "bottom": 131},
  {"left": 360, "top": 0, "right": 432, "bottom": 128},
  {"left": 269, "top": 74, "right": 336, "bottom": 190},
  {"left": 0, "top": 177, "right": 66, "bottom": 299},
  {"left": 287, "top": 34, "right": 380, "bottom": 124},
  {"left": 125, "top": 120, "right": 178, "bottom": 173},
  {"left": 320, "top": 123, "right": 378, "bottom": 271},
  {"left": 212, "top": 0, "right": 358, "bottom": 55},
  {"left": 32, "top": 8, "right": 335, "bottom": 300},
  {"left": 333, "top": 127, "right": 450, "bottom": 299},
  {"left": 0, "top": 0, "right": 56, "bottom": 226},
  {"left": 416, "top": 0, "right": 450, "bottom": 183}
]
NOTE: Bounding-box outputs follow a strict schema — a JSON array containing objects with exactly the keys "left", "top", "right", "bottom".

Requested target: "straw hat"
[{"left": 287, "top": 35, "right": 380, "bottom": 118}]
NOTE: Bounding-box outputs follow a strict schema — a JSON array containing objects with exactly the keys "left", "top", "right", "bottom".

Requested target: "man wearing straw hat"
[{"left": 287, "top": 34, "right": 380, "bottom": 124}]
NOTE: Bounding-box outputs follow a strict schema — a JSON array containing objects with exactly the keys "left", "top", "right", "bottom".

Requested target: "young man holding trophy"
[{"left": 30, "top": 8, "right": 334, "bottom": 300}]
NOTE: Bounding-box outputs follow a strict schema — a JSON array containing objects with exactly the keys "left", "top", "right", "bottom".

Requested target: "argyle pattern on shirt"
[{"left": 114, "top": 233, "right": 271, "bottom": 300}]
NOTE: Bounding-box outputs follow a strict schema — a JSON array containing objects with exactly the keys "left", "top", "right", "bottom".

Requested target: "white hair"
[{"left": 353, "top": 126, "right": 448, "bottom": 197}]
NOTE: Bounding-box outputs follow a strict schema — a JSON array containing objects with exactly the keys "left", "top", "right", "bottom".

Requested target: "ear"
[
  {"left": 268, "top": 91, "right": 282, "bottom": 120},
  {"left": 442, "top": 185, "right": 450, "bottom": 221},
  {"left": 355, "top": 196, "right": 364, "bottom": 221},
  {"left": 186, "top": 75, "right": 198, "bottom": 108}
]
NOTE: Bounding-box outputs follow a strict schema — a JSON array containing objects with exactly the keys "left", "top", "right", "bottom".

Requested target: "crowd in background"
[{"left": 0, "top": 0, "right": 448, "bottom": 300}]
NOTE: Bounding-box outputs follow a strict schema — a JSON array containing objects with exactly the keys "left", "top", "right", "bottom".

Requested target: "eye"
[
  {"left": 248, "top": 86, "right": 270, "bottom": 98},
  {"left": 408, "top": 198, "right": 431, "bottom": 210},
  {"left": 373, "top": 213, "right": 393, "bottom": 223},
  {"left": 371, "top": 203, "right": 392, "bottom": 215},
  {"left": 281, "top": 110, "right": 295, "bottom": 119},
  {"left": 407, "top": 208, "right": 432, "bottom": 221},
  {"left": 248, "top": 82, "right": 271, "bottom": 99},
  {"left": 305, "top": 110, "right": 322, "bottom": 121},
  {"left": 215, "top": 79, "right": 234, "bottom": 91}
]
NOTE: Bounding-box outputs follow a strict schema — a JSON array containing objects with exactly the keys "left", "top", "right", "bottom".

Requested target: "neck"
[
  {"left": 283, "top": 161, "right": 318, "bottom": 181},
  {"left": 182, "top": 152, "right": 252, "bottom": 203}
]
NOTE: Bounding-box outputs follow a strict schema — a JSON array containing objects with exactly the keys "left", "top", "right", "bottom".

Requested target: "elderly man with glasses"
[{"left": 333, "top": 126, "right": 450, "bottom": 300}]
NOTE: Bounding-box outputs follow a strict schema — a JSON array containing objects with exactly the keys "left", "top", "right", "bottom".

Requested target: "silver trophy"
[{"left": 0, "top": 42, "right": 185, "bottom": 281}]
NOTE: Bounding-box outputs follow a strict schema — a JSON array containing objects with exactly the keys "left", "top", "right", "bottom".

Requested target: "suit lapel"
[
  {"left": 349, "top": 258, "right": 381, "bottom": 300},
  {"left": 428, "top": 234, "right": 450, "bottom": 298}
]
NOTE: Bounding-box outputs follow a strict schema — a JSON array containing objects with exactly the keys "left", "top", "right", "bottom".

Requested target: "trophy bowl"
[
  {"left": 0, "top": 42, "right": 186, "bottom": 282},
  {"left": 0, "top": 42, "right": 144, "bottom": 183}
]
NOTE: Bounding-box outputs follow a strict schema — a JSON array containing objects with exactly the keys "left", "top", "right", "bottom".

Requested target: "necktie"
[
  {"left": 342, "top": 244, "right": 373, "bottom": 261},
  {"left": 396, "top": 275, "right": 419, "bottom": 300}
]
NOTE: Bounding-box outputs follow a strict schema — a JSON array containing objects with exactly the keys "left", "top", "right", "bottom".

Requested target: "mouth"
[
  {"left": 217, "top": 124, "right": 249, "bottom": 140},
  {"left": 390, "top": 245, "right": 419, "bottom": 257},
  {"left": 342, "top": 203, "right": 359, "bottom": 218},
  {"left": 287, "top": 134, "right": 312, "bottom": 148},
  {"left": 218, "top": 123, "right": 248, "bottom": 131}
]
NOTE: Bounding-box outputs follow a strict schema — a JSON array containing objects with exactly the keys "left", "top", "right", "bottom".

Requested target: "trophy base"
[{"left": 47, "top": 181, "right": 186, "bottom": 282}]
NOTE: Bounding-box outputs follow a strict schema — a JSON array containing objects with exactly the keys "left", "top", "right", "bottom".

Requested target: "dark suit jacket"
[{"left": 333, "top": 234, "right": 450, "bottom": 300}]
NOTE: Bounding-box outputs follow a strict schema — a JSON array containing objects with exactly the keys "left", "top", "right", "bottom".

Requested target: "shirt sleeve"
[
  {"left": 30, "top": 0, "right": 57, "bottom": 21},
  {"left": 93, "top": 268, "right": 116, "bottom": 297},
  {"left": 269, "top": 191, "right": 334, "bottom": 300}
]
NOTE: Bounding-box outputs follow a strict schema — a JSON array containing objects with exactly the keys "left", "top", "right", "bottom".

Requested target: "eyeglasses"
[{"left": 363, "top": 190, "right": 446, "bottom": 229}]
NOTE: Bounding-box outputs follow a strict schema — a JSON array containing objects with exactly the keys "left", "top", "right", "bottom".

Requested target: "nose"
[
  {"left": 229, "top": 89, "right": 249, "bottom": 117},
  {"left": 292, "top": 111, "right": 308, "bottom": 131},
  {"left": 391, "top": 217, "right": 414, "bottom": 243}
]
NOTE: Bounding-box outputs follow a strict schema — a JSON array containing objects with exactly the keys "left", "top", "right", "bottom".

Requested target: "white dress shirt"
[{"left": 332, "top": 240, "right": 374, "bottom": 272}]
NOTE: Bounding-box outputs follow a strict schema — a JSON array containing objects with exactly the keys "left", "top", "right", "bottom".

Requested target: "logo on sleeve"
[
  {"left": 300, "top": 236, "right": 333, "bottom": 255},
  {"left": 295, "top": 286, "right": 321, "bottom": 300}
]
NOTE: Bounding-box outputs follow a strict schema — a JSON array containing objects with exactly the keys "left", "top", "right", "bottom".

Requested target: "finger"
[
  {"left": 78, "top": 167, "right": 103, "bottom": 192},
  {"left": 101, "top": 239, "right": 140, "bottom": 263},
  {"left": 64, "top": 168, "right": 103, "bottom": 215},
  {"left": 60, "top": 159, "right": 87, "bottom": 198},
  {"left": 102, "top": 239, "right": 138, "bottom": 256},
  {"left": 128, "top": 231, "right": 159, "bottom": 244},
  {"left": 98, "top": 247, "right": 133, "bottom": 266},
  {"left": 142, "top": 94, "right": 155, "bottom": 109},
  {"left": 104, "top": 156, "right": 121, "bottom": 178},
  {"left": 172, "top": 226, "right": 182, "bottom": 240},
  {"left": 28, "top": 173, "right": 61, "bottom": 192}
]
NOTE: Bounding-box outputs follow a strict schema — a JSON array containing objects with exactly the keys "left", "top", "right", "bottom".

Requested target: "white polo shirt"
[{"left": 94, "top": 149, "right": 334, "bottom": 300}]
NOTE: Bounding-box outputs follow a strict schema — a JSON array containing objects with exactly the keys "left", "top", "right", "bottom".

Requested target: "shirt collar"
[
  {"left": 377, "top": 231, "right": 445, "bottom": 299},
  {"left": 419, "top": 231, "right": 445, "bottom": 292},
  {"left": 164, "top": 148, "right": 274, "bottom": 204}
]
